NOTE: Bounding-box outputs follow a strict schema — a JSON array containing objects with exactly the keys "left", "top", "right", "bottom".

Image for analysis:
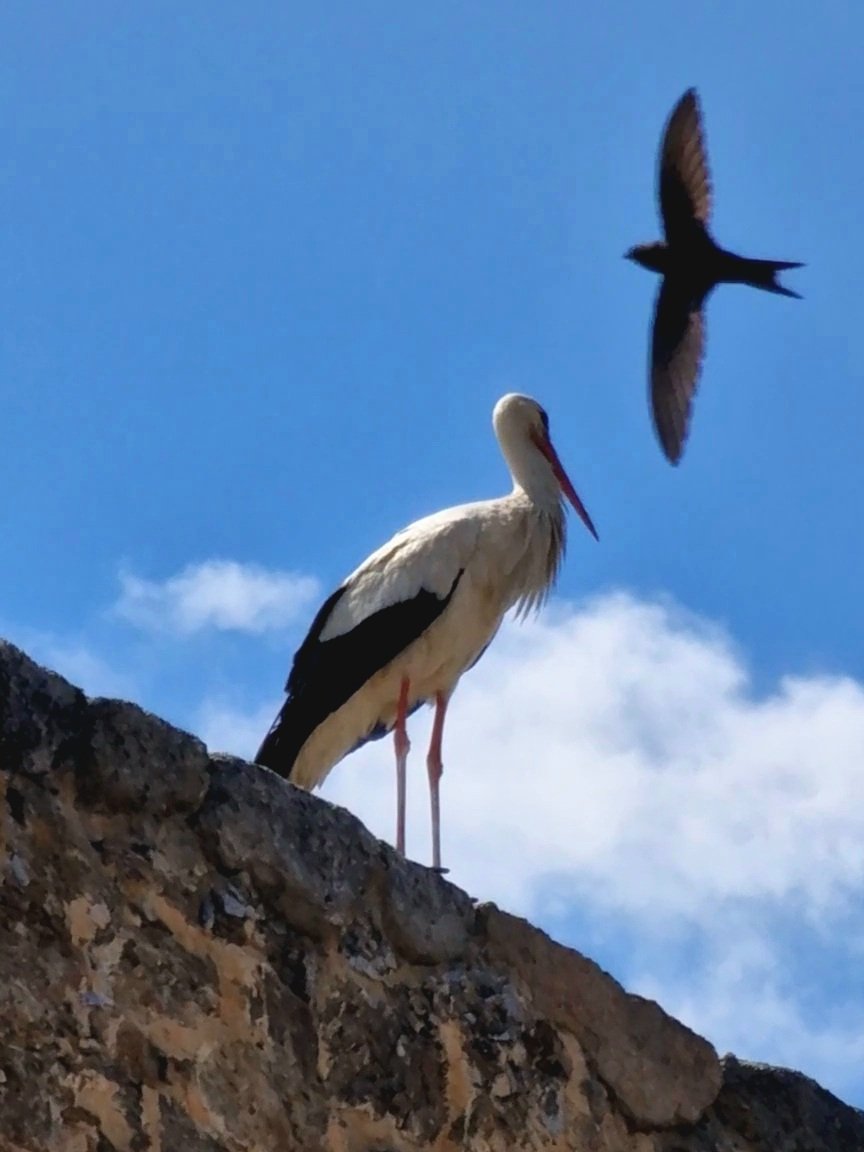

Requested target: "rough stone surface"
[{"left": 0, "top": 637, "right": 861, "bottom": 1151}]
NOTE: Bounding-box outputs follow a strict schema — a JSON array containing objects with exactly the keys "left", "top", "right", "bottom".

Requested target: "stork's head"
[
  {"left": 625, "top": 241, "right": 668, "bottom": 274},
  {"left": 493, "top": 394, "right": 598, "bottom": 540}
]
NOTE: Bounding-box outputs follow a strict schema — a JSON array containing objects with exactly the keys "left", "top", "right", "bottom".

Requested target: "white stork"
[{"left": 255, "top": 393, "right": 597, "bottom": 871}]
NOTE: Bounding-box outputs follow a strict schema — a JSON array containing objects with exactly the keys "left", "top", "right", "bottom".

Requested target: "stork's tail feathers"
[
  {"left": 742, "top": 258, "right": 804, "bottom": 299},
  {"left": 254, "top": 710, "right": 300, "bottom": 780}
]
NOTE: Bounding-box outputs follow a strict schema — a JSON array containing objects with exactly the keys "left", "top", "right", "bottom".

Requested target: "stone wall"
[{"left": 1, "top": 639, "right": 861, "bottom": 1151}]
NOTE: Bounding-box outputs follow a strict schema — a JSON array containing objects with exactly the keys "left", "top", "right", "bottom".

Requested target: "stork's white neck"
[
  {"left": 497, "top": 426, "right": 568, "bottom": 618},
  {"left": 484, "top": 393, "right": 573, "bottom": 616},
  {"left": 496, "top": 425, "right": 564, "bottom": 515}
]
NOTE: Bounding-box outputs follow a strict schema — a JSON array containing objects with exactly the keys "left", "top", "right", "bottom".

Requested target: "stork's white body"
[
  {"left": 256, "top": 393, "right": 597, "bottom": 869},
  {"left": 292, "top": 490, "right": 560, "bottom": 788}
]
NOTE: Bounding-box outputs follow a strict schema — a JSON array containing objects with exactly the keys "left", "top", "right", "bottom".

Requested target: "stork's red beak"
[{"left": 534, "top": 431, "right": 599, "bottom": 541}]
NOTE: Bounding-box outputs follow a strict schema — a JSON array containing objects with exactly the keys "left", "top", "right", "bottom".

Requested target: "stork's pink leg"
[
  {"left": 394, "top": 676, "right": 411, "bottom": 856},
  {"left": 427, "top": 692, "right": 449, "bottom": 873}
]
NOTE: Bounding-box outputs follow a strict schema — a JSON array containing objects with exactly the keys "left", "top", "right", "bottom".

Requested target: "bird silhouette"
[{"left": 626, "top": 87, "right": 802, "bottom": 464}]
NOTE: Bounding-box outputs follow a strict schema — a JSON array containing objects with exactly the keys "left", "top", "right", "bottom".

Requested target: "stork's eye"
[{"left": 538, "top": 406, "right": 550, "bottom": 434}]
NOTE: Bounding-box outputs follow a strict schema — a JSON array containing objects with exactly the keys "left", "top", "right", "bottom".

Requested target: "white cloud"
[
  {"left": 229, "top": 590, "right": 864, "bottom": 927},
  {"left": 114, "top": 560, "right": 320, "bottom": 636},
  {"left": 199, "top": 589, "right": 864, "bottom": 1102},
  {"left": 634, "top": 928, "right": 864, "bottom": 1099}
]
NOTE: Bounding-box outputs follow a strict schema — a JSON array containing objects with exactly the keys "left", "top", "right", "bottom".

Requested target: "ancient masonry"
[{"left": 0, "top": 638, "right": 861, "bottom": 1151}]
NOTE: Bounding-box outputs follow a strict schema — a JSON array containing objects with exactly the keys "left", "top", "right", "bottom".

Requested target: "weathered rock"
[
  {"left": 0, "top": 637, "right": 861, "bottom": 1151},
  {"left": 73, "top": 697, "right": 211, "bottom": 815},
  {"left": 654, "top": 1055, "right": 864, "bottom": 1152},
  {"left": 480, "top": 905, "right": 720, "bottom": 1129},
  {"left": 0, "top": 639, "right": 86, "bottom": 776}
]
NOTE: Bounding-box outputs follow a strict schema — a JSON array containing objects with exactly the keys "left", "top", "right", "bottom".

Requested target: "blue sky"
[{"left": 3, "top": 4, "right": 864, "bottom": 1108}]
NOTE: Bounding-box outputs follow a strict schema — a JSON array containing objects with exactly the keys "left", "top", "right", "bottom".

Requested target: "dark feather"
[
  {"left": 659, "top": 88, "right": 712, "bottom": 243},
  {"left": 650, "top": 278, "right": 707, "bottom": 464},
  {"left": 255, "top": 571, "right": 464, "bottom": 777}
]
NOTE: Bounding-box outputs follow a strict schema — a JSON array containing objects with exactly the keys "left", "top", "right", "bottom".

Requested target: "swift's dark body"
[{"left": 627, "top": 88, "right": 802, "bottom": 463}]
